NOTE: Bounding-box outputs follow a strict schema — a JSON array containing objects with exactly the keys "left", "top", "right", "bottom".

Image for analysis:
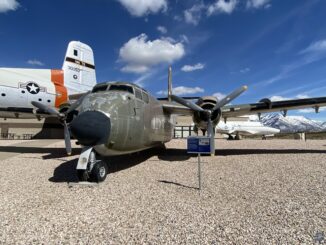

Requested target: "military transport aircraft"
[
  {"left": 0, "top": 41, "right": 96, "bottom": 119},
  {"left": 216, "top": 120, "right": 280, "bottom": 140},
  {"left": 30, "top": 67, "right": 326, "bottom": 182}
]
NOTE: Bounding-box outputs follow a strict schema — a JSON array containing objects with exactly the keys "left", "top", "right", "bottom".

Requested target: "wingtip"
[{"left": 243, "top": 85, "right": 248, "bottom": 90}]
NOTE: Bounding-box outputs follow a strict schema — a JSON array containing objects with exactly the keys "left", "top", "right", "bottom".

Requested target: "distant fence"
[
  {"left": 174, "top": 126, "right": 195, "bottom": 138},
  {"left": 0, "top": 133, "right": 34, "bottom": 140}
]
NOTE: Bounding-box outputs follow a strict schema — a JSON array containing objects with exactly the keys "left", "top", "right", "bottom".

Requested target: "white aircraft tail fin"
[{"left": 62, "top": 41, "right": 97, "bottom": 94}]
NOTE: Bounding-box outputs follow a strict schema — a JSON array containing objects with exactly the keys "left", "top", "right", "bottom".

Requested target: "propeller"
[
  {"left": 171, "top": 85, "right": 248, "bottom": 154},
  {"left": 171, "top": 95, "right": 204, "bottom": 112},
  {"left": 31, "top": 94, "right": 87, "bottom": 155},
  {"left": 212, "top": 85, "right": 248, "bottom": 111}
]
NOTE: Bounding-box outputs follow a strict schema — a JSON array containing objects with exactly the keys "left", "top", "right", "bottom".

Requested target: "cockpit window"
[
  {"left": 108, "top": 85, "right": 134, "bottom": 94},
  {"left": 142, "top": 91, "right": 149, "bottom": 103},
  {"left": 135, "top": 88, "right": 142, "bottom": 100},
  {"left": 92, "top": 84, "right": 108, "bottom": 93}
]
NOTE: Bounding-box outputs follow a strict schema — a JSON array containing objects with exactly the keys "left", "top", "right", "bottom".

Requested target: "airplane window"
[
  {"left": 21, "top": 90, "right": 25, "bottom": 94},
  {"left": 38, "top": 98, "right": 42, "bottom": 101},
  {"left": 74, "top": 50, "right": 78, "bottom": 56},
  {"left": 108, "top": 85, "right": 134, "bottom": 94},
  {"left": 92, "top": 84, "right": 108, "bottom": 93},
  {"left": 142, "top": 91, "right": 149, "bottom": 103},
  {"left": 135, "top": 89, "right": 142, "bottom": 100},
  {"left": 47, "top": 100, "right": 51, "bottom": 103},
  {"left": 1, "top": 93, "right": 5, "bottom": 97}
]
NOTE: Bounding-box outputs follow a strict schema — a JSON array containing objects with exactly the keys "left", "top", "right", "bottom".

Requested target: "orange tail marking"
[{"left": 51, "top": 70, "right": 68, "bottom": 108}]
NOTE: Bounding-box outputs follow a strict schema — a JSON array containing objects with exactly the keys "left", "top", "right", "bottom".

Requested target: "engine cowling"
[{"left": 192, "top": 96, "right": 221, "bottom": 132}]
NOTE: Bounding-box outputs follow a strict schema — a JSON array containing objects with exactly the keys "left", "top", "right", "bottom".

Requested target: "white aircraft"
[
  {"left": 0, "top": 41, "right": 96, "bottom": 119},
  {"left": 216, "top": 120, "right": 280, "bottom": 140}
]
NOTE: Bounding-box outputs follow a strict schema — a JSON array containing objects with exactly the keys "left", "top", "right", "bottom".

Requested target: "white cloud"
[
  {"left": 119, "top": 33, "right": 185, "bottom": 73},
  {"left": 157, "top": 26, "right": 167, "bottom": 34},
  {"left": 299, "top": 39, "right": 326, "bottom": 55},
  {"left": 184, "top": 3, "right": 206, "bottom": 26},
  {"left": 181, "top": 63, "right": 205, "bottom": 72},
  {"left": 240, "top": 67, "right": 250, "bottom": 73},
  {"left": 27, "top": 59, "right": 44, "bottom": 66},
  {"left": 270, "top": 95, "right": 290, "bottom": 101},
  {"left": 213, "top": 92, "right": 226, "bottom": 100},
  {"left": 0, "top": 0, "right": 20, "bottom": 13},
  {"left": 116, "top": 0, "right": 167, "bottom": 17},
  {"left": 271, "top": 94, "right": 311, "bottom": 102},
  {"left": 246, "top": 0, "right": 271, "bottom": 9},
  {"left": 207, "top": 0, "right": 238, "bottom": 16},
  {"left": 157, "top": 86, "right": 204, "bottom": 96}
]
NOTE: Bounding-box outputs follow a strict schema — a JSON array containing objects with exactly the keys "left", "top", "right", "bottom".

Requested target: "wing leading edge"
[{"left": 221, "top": 97, "right": 326, "bottom": 118}]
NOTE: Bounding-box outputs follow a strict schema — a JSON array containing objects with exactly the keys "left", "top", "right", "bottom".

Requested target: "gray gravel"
[{"left": 0, "top": 139, "right": 326, "bottom": 244}]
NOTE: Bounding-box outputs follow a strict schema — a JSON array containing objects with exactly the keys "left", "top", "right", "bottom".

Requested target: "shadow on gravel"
[
  {"left": 0, "top": 146, "right": 81, "bottom": 159},
  {"left": 158, "top": 180, "right": 198, "bottom": 190},
  {"left": 216, "top": 148, "right": 326, "bottom": 156},
  {"left": 49, "top": 147, "right": 194, "bottom": 183},
  {"left": 49, "top": 158, "right": 79, "bottom": 183}
]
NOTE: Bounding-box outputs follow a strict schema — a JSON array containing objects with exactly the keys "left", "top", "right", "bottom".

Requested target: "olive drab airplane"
[
  {"left": 0, "top": 41, "right": 96, "bottom": 119},
  {"left": 31, "top": 66, "right": 326, "bottom": 183}
]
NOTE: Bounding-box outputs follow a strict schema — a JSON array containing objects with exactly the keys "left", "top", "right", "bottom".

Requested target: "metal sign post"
[
  {"left": 198, "top": 153, "right": 201, "bottom": 191},
  {"left": 187, "top": 136, "right": 212, "bottom": 191}
]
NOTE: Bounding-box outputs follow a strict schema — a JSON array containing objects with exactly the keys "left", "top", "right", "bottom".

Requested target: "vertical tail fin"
[
  {"left": 62, "top": 41, "right": 97, "bottom": 95},
  {"left": 168, "top": 66, "right": 172, "bottom": 102}
]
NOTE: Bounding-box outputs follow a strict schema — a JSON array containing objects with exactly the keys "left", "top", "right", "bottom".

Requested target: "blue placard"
[{"left": 187, "top": 136, "right": 211, "bottom": 154}]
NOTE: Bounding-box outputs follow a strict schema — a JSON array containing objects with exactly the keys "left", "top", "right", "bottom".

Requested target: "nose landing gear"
[{"left": 76, "top": 147, "right": 108, "bottom": 182}]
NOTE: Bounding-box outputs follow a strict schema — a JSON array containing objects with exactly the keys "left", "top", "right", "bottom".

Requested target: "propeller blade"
[
  {"left": 213, "top": 85, "right": 248, "bottom": 110},
  {"left": 31, "top": 101, "right": 60, "bottom": 116},
  {"left": 171, "top": 95, "right": 204, "bottom": 112},
  {"left": 66, "top": 92, "right": 90, "bottom": 115},
  {"left": 63, "top": 121, "right": 72, "bottom": 155}
]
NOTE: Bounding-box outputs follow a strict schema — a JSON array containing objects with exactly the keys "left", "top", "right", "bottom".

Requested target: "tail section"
[{"left": 62, "top": 41, "right": 97, "bottom": 95}]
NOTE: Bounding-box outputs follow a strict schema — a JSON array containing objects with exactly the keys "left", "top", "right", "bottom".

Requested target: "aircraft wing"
[
  {"left": 221, "top": 97, "right": 326, "bottom": 118},
  {"left": 69, "top": 92, "right": 88, "bottom": 101},
  {"left": 162, "top": 103, "right": 193, "bottom": 116}
]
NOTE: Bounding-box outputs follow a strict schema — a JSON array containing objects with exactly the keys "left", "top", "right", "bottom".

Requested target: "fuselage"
[
  {"left": 216, "top": 121, "right": 280, "bottom": 136},
  {"left": 0, "top": 68, "right": 68, "bottom": 118},
  {"left": 71, "top": 82, "right": 175, "bottom": 156}
]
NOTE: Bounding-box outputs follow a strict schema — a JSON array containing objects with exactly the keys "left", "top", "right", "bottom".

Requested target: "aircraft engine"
[{"left": 192, "top": 96, "right": 221, "bottom": 131}]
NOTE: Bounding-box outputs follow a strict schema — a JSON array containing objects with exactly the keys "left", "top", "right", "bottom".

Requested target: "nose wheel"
[{"left": 76, "top": 148, "right": 108, "bottom": 182}]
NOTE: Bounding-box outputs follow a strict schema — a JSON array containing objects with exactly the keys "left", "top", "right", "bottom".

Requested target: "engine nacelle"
[{"left": 192, "top": 96, "right": 221, "bottom": 131}]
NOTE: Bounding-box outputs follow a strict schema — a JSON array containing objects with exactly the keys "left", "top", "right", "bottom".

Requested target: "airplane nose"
[{"left": 70, "top": 111, "right": 110, "bottom": 146}]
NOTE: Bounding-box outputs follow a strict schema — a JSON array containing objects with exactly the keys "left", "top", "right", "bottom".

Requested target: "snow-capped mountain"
[{"left": 252, "top": 113, "right": 326, "bottom": 133}]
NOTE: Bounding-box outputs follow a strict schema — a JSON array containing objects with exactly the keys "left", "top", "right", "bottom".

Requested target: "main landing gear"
[{"left": 76, "top": 148, "right": 108, "bottom": 182}]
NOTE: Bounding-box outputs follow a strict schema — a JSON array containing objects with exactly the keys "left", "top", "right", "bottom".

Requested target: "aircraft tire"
[
  {"left": 90, "top": 161, "right": 108, "bottom": 182},
  {"left": 77, "top": 170, "right": 89, "bottom": 182}
]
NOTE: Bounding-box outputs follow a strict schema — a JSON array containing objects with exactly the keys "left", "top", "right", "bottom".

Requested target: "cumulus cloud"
[
  {"left": 270, "top": 94, "right": 310, "bottom": 102},
  {"left": 184, "top": 3, "right": 206, "bottom": 26},
  {"left": 27, "top": 59, "right": 44, "bottom": 66},
  {"left": 246, "top": 0, "right": 271, "bottom": 9},
  {"left": 119, "top": 34, "right": 185, "bottom": 73},
  {"left": 213, "top": 92, "right": 226, "bottom": 100},
  {"left": 157, "top": 86, "right": 204, "bottom": 96},
  {"left": 116, "top": 0, "right": 167, "bottom": 17},
  {"left": 299, "top": 39, "right": 326, "bottom": 55},
  {"left": 207, "top": 0, "right": 238, "bottom": 16},
  {"left": 157, "top": 26, "right": 167, "bottom": 34},
  {"left": 181, "top": 63, "right": 205, "bottom": 72},
  {"left": 0, "top": 0, "right": 20, "bottom": 13},
  {"left": 240, "top": 67, "right": 250, "bottom": 73}
]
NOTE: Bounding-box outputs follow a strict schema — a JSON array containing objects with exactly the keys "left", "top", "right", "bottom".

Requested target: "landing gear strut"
[{"left": 76, "top": 148, "right": 108, "bottom": 182}]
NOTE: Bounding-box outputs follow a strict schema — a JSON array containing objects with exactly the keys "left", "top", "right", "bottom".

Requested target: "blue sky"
[{"left": 1, "top": 0, "right": 326, "bottom": 120}]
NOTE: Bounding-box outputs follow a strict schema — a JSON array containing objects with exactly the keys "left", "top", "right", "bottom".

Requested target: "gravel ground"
[{"left": 0, "top": 139, "right": 325, "bottom": 244}]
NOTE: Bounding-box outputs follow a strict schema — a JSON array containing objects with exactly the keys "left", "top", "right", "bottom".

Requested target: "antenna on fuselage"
[{"left": 168, "top": 66, "right": 172, "bottom": 102}]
